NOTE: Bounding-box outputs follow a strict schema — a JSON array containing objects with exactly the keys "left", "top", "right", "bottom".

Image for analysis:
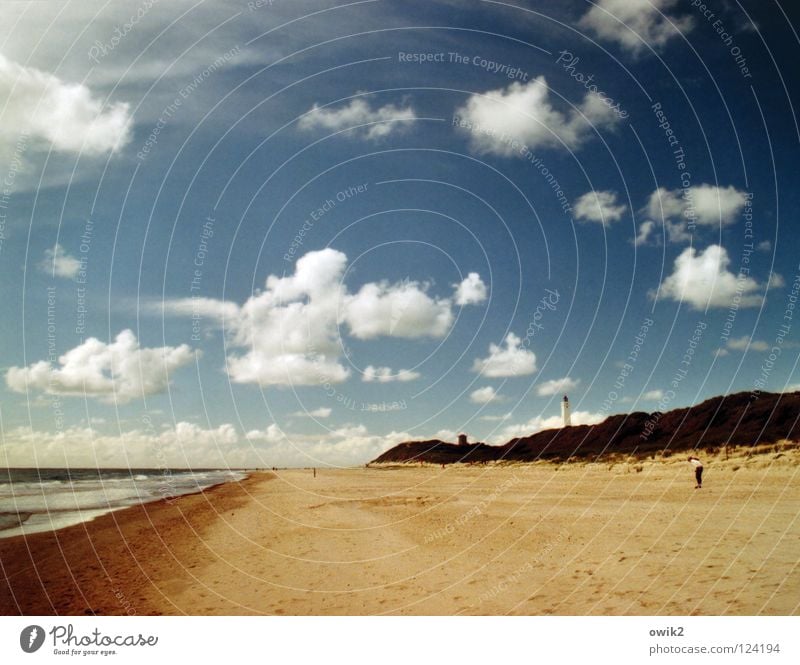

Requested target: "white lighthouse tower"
[{"left": 561, "top": 394, "right": 571, "bottom": 427}]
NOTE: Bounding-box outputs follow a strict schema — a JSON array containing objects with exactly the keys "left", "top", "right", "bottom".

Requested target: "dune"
[
  {"left": 372, "top": 391, "right": 800, "bottom": 465},
  {"left": 2, "top": 444, "right": 798, "bottom": 615}
]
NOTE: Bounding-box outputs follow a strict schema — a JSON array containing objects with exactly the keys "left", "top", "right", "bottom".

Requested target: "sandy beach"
[{"left": 1, "top": 447, "right": 798, "bottom": 616}]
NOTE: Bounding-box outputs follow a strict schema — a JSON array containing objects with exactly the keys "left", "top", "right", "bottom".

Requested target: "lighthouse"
[{"left": 561, "top": 394, "right": 571, "bottom": 427}]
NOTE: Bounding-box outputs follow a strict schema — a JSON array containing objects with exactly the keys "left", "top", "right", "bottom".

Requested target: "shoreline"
[
  {"left": 1, "top": 451, "right": 798, "bottom": 616},
  {"left": 0, "top": 473, "right": 269, "bottom": 615},
  {"left": 0, "top": 469, "right": 251, "bottom": 540}
]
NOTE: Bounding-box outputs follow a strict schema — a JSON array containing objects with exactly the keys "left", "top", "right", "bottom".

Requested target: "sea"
[{"left": 0, "top": 468, "right": 248, "bottom": 539}]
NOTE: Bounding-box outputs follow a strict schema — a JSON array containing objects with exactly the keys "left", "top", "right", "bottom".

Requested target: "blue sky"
[{"left": 1, "top": 0, "right": 799, "bottom": 468}]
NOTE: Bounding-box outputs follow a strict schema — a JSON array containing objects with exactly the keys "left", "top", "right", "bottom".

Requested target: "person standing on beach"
[{"left": 688, "top": 456, "right": 703, "bottom": 489}]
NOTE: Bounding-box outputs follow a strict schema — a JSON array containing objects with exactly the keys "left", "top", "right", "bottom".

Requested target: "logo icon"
[{"left": 20, "top": 625, "right": 45, "bottom": 653}]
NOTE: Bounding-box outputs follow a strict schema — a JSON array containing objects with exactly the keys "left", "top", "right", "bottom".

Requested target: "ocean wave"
[
  {"left": 0, "top": 470, "right": 247, "bottom": 538},
  {"left": 0, "top": 511, "right": 32, "bottom": 531}
]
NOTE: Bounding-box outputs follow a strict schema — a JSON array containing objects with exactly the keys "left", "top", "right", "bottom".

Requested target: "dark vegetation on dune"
[{"left": 371, "top": 391, "right": 800, "bottom": 465}]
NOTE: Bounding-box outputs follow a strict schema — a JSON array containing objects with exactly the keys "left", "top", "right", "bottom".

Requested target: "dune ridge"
[{"left": 372, "top": 391, "right": 800, "bottom": 465}]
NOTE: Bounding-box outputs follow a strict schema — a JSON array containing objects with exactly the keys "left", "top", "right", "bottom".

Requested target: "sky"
[{"left": 1, "top": 0, "right": 799, "bottom": 468}]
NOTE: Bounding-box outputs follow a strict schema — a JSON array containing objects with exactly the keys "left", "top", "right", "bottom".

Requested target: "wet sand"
[{"left": 1, "top": 448, "right": 798, "bottom": 615}]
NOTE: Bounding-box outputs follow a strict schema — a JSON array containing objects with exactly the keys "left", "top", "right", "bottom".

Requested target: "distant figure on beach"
[
  {"left": 688, "top": 456, "right": 703, "bottom": 488},
  {"left": 313, "top": 467, "right": 316, "bottom": 478}
]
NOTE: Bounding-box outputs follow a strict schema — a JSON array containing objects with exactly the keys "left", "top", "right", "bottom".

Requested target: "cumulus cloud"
[
  {"left": 573, "top": 190, "right": 627, "bottom": 225},
  {"left": 362, "top": 366, "right": 421, "bottom": 383},
  {"left": 634, "top": 220, "right": 657, "bottom": 246},
  {"left": 455, "top": 76, "right": 621, "bottom": 155},
  {"left": 39, "top": 244, "right": 82, "bottom": 279},
  {"left": 472, "top": 333, "right": 537, "bottom": 377},
  {"left": 6, "top": 329, "right": 194, "bottom": 403},
  {"left": 644, "top": 187, "right": 685, "bottom": 224},
  {"left": 298, "top": 97, "right": 416, "bottom": 140},
  {"left": 244, "top": 423, "right": 285, "bottom": 443},
  {"left": 642, "top": 389, "right": 664, "bottom": 401},
  {"left": 479, "top": 412, "right": 512, "bottom": 422},
  {"left": 726, "top": 336, "right": 770, "bottom": 352},
  {"left": 242, "top": 423, "right": 412, "bottom": 467},
  {"left": 470, "top": 386, "right": 504, "bottom": 404},
  {"left": 639, "top": 185, "right": 749, "bottom": 244},
  {"left": 495, "top": 410, "right": 605, "bottom": 442},
  {"left": 0, "top": 52, "right": 132, "bottom": 156},
  {"left": 578, "top": 0, "right": 694, "bottom": 53},
  {"left": 155, "top": 249, "right": 483, "bottom": 387},
  {"left": 155, "top": 297, "right": 240, "bottom": 321},
  {"left": 689, "top": 185, "right": 750, "bottom": 225},
  {"left": 0, "top": 420, "right": 412, "bottom": 468},
  {"left": 768, "top": 272, "right": 785, "bottom": 288},
  {"left": 0, "top": 422, "right": 240, "bottom": 468},
  {"left": 434, "top": 429, "right": 458, "bottom": 443},
  {"left": 655, "top": 244, "right": 764, "bottom": 310},
  {"left": 536, "top": 377, "right": 580, "bottom": 396},
  {"left": 225, "top": 248, "right": 351, "bottom": 386},
  {"left": 343, "top": 278, "right": 454, "bottom": 339},
  {"left": 291, "top": 407, "right": 332, "bottom": 418},
  {"left": 454, "top": 272, "right": 488, "bottom": 305}
]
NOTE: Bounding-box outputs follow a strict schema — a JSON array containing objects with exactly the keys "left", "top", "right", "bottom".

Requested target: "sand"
[{"left": 1, "top": 447, "right": 799, "bottom": 615}]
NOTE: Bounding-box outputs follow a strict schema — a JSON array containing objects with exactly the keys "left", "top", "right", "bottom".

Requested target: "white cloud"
[
  {"left": 455, "top": 76, "right": 621, "bottom": 155},
  {"left": 362, "top": 366, "right": 421, "bottom": 383},
  {"left": 479, "top": 412, "right": 512, "bottom": 422},
  {"left": 228, "top": 353, "right": 349, "bottom": 388},
  {"left": 578, "top": 0, "right": 694, "bottom": 53},
  {"left": 634, "top": 220, "right": 657, "bottom": 246},
  {"left": 434, "top": 429, "right": 457, "bottom": 443},
  {"left": 757, "top": 240, "right": 772, "bottom": 252},
  {"left": 225, "top": 248, "right": 350, "bottom": 386},
  {"left": 661, "top": 219, "right": 693, "bottom": 244},
  {"left": 768, "top": 272, "right": 785, "bottom": 288},
  {"left": 0, "top": 53, "right": 131, "bottom": 156},
  {"left": 655, "top": 244, "right": 764, "bottom": 310},
  {"left": 155, "top": 249, "right": 482, "bottom": 387},
  {"left": 0, "top": 422, "right": 241, "bottom": 468},
  {"left": 245, "top": 423, "right": 286, "bottom": 443},
  {"left": 536, "top": 377, "right": 580, "bottom": 396},
  {"left": 454, "top": 272, "right": 488, "bottom": 305},
  {"left": 39, "top": 244, "right": 82, "bottom": 279},
  {"left": 642, "top": 389, "right": 664, "bottom": 400},
  {"left": 644, "top": 186, "right": 685, "bottom": 222},
  {"left": 472, "top": 332, "right": 537, "bottom": 377},
  {"left": 155, "top": 297, "right": 240, "bottom": 321},
  {"left": 0, "top": 419, "right": 413, "bottom": 468},
  {"left": 242, "top": 423, "right": 412, "bottom": 467},
  {"left": 635, "top": 219, "right": 686, "bottom": 248},
  {"left": 494, "top": 410, "right": 605, "bottom": 443},
  {"left": 6, "top": 330, "right": 194, "bottom": 403},
  {"left": 690, "top": 185, "right": 749, "bottom": 225},
  {"left": 573, "top": 190, "right": 627, "bottom": 225},
  {"left": 298, "top": 97, "right": 416, "bottom": 140},
  {"left": 470, "top": 386, "right": 504, "bottom": 404},
  {"left": 641, "top": 185, "right": 749, "bottom": 244},
  {"left": 727, "top": 336, "right": 770, "bottom": 352},
  {"left": 344, "top": 278, "right": 454, "bottom": 339},
  {"left": 291, "top": 407, "right": 332, "bottom": 419}
]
